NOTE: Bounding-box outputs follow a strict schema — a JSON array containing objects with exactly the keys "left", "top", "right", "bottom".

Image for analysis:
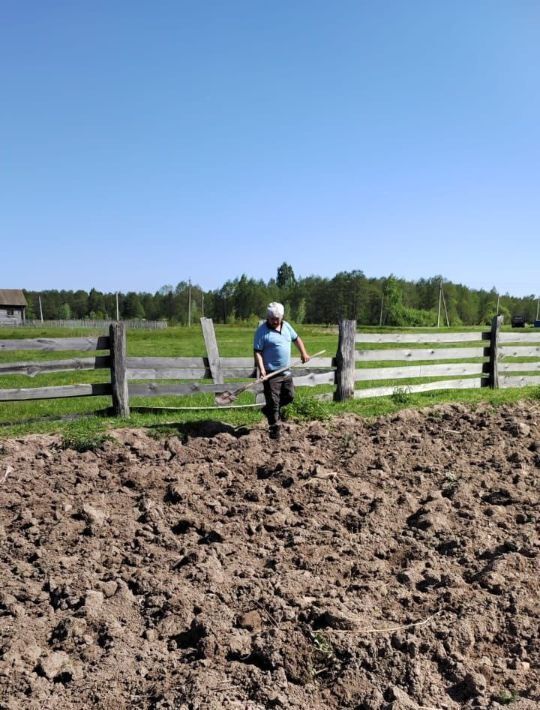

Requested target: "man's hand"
[{"left": 301, "top": 354, "right": 310, "bottom": 364}]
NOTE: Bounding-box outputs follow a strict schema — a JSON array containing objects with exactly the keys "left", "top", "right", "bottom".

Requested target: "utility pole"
[
  {"left": 188, "top": 279, "right": 192, "bottom": 327},
  {"left": 39, "top": 295, "right": 44, "bottom": 323},
  {"left": 536, "top": 297, "right": 539, "bottom": 321},
  {"left": 496, "top": 294, "right": 500, "bottom": 315},
  {"left": 201, "top": 291, "right": 205, "bottom": 317},
  {"left": 379, "top": 293, "right": 384, "bottom": 326},
  {"left": 441, "top": 284, "right": 450, "bottom": 327},
  {"left": 437, "top": 280, "right": 442, "bottom": 328},
  {"left": 116, "top": 292, "right": 120, "bottom": 321}
]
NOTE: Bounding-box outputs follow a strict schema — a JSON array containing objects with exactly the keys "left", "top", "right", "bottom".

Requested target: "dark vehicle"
[{"left": 511, "top": 315, "right": 526, "bottom": 328}]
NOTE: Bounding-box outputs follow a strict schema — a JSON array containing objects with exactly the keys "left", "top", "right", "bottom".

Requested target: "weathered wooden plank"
[
  {"left": 499, "top": 332, "right": 540, "bottom": 343},
  {"left": 110, "top": 322, "right": 129, "bottom": 417},
  {"left": 293, "top": 372, "right": 335, "bottom": 387},
  {"left": 355, "top": 347, "right": 488, "bottom": 362},
  {"left": 200, "top": 317, "right": 223, "bottom": 384},
  {"left": 335, "top": 320, "right": 356, "bottom": 401},
  {"left": 500, "top": 375, "right": 540, "bottom": 388},
  {"left": 0, "top": 383, "right": 112, "bottom": 401},
  {"left": 0, "top": 336, "right": 110, "bottom": 352},
  {"left": 489, "top": 315, "right": 503, "bottom": 389},
  {"left": 499, "top": 362, "right": 540, "bottom": 373},
  {"left": 353, "top": 378, "right": 483, "bottom": 399},
  {"left": 499, "top": 346, "right": 540, "bottom": 358},
  {"left": 0, "top": 356, "right": 110, "bottom": 377},
  {"left": 128, "top": 368, "right": 209, "bottom": 380},
  {"left": 215, "top": 357, "right": 256, "bottom": 367},
  {"left": 127, "top": 365, "right": 335, "bottom": 381},
  {"left": 126, "top": 356, "right": 208, "bottom": 368},
  {"left": 355, "top": 362, "right": 484, "bottom": 381},
  {"left": 129, "top": 382, "right": 257, "bottom": 397},
  {"left": 125, "top": 355, "right": 335, "bottom": 370},
  {"left": 356, "top": 332, "right": 488, "bottom": 344}
]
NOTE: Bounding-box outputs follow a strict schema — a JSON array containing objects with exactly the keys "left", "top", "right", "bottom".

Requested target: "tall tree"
[{"left": 276, "top": 263, "right": 296, "bottom": 289}]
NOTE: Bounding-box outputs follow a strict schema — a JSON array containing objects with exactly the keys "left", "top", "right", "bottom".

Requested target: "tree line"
[{"left": 23, "top": 265, "right": 539, "bottom": 327}]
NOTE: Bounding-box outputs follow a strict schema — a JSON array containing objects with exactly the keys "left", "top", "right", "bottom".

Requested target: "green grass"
[{"left": 1, "top": 323, "right": 539, "bottom": 439}]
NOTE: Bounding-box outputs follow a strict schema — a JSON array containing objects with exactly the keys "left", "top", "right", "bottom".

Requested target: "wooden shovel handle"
[{"left": 260, "top": 349, "right": 327, "bottom": 382}]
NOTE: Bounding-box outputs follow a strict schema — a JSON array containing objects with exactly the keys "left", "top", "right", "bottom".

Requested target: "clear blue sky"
[{"left": 1, "top": 1, "right": 539, "bottom": 297}]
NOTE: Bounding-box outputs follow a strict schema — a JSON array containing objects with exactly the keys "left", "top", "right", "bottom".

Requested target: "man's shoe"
[{"left": 269, "top": 425, "right": 281, "bottom": 440}]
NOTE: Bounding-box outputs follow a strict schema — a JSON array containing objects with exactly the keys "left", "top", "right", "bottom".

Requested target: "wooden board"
[
  {"left": 292, "top": 372, "right": 335, "bottom": 387},
  {"left": 355, "top": 362, "right": 484, "bottom": 381},
  {"left": 0, "top": 356, "right": 110, "bottom": 377},
  {"left": 500, "top": 375, "right": 540, "bottom": 388},
  {"left": 128, "top": 382, "right": 255, "bottom": 397},
  {"left": 0, "top": 336, "right": 110, "bottom": 352},
  {"left": 499, "top": 346, "right": 540, "bottom": 358},
  {"left": 356, "top": 332, "right": 488, "bottom": 344},
  {"left": 0, "top": 383, "right": 112, "bottom": 401},
  {"left": 355, "top": 347, "right": 488, "bottom": 362},
  {"left": 353, "top": 377, "right": 483, "bottom": 399},
  {"left": 499, "top": 332, "right": 540, "bottom": 343}
]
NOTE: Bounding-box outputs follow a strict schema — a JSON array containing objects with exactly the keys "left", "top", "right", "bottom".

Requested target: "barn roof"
[{"left": 0, "top": 289, "right": 28, "bottom": 307}]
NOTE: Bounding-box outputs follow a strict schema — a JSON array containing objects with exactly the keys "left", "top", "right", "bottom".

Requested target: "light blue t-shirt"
[{"left": 254, "top": 321, "right": 298, "bottom": 372}]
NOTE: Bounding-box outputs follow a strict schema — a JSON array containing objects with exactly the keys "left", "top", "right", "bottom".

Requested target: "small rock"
[
  {"left": 100, "top": 580, "right": 118, "bottom": 598},
  {"left": 388, "top": 685, "right": 419, "bottom": 708},
  {"left": 84, "top": 590, "right": 104, "bottom": 617},
  {"left": 37, "top": 651, "right": 72, "bottom": 681},
  {"left": 237, "top": 610, "right": 262, "bottom": 632},
  {"left": 81, "top": 504, "right": 107, "bottom": 527}
]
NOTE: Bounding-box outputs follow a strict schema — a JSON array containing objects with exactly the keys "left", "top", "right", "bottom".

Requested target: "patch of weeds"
[
  {"left": 309, "top": 631, "right": 337, "bottom": 679},
  {"left": 61, "top": 423, "right": 112, "bottom": 453},
  {"left": 496, "top": 690, "right": 520, "bottom": 705},
  {"left": 147, "top": 425, "right": 181, "bottom": 440},
  {"left": 528, "top": 386, "right": 540, "bottom": 402},
  {"left": 441, "top": 471, "right": 460, "bottom": 497},
  {"left": 390, "top": 386, "right": 412, "bottom": 405},
  {"left": 283, "top": 395, "right": 330, "bottom": 422},
  {"left": 338, "top": 430, "right": 358, "bottom": 458}
]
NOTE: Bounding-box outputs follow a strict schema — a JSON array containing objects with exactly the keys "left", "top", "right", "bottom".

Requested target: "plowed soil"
[{"left": 1, "top": 402, "right": 539, "bottom": 709}]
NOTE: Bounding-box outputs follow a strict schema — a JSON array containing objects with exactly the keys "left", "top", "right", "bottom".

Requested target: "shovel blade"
[{"left": 214, "top": 390, "right": 237, "bottom": 407}]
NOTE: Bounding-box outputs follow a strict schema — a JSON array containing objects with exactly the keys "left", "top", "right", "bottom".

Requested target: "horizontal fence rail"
[
  {"left": 2, "top": 317, "right": 540, "bottom": 418},
  {"left": 20, "top": 319, "right": 167, "bottom": 330},
  {"left": 0, "top": 383, "right": 112, "bottom": 402},
  {"left": 0, "top": 336, "right": 110, "bottom": 352}
]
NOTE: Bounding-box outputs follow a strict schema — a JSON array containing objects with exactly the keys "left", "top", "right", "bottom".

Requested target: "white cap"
[{"left": 267, "top": 302, "right": 284, "bottom": 318}]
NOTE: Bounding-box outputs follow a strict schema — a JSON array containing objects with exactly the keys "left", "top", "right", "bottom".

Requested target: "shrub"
[
  {"left": 390, "top": 386, "right": 412, "bottom": 405},
  {"left": 283, "top": 394, "right": 330, "bottom": 422},
  {"left": 61, "top": 422, "right": 112, "bottom": 453}
]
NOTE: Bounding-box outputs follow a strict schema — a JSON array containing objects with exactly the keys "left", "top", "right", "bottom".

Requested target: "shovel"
[{"left": 214, "top": 350, "right": 326, "bottom": 407}]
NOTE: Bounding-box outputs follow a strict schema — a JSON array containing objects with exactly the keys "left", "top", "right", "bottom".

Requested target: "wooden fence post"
[
  {"left": 334, "top": 319, "right": 356, "bottom": 401},
  {"left": 110, "top": 322, "right": 130, "bottom": 416},
  {"left": 488, "top": 315, "right": 503, "bottom": 389},
  {"left": 200, "top": 317, "right": 223, "bottom": 384}
]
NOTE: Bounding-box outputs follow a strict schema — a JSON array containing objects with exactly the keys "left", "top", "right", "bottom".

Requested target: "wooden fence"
[
  {"left": 2, "top": 317, "right": 540, "bottom": 417},
  {"left": 0, "top": 319, "right": 334, "bottom": 417},
  {"left": 331, "top": 316, "right": 540, "bottom": 400}
]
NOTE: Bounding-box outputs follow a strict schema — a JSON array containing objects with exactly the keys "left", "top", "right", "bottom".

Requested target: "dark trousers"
[{"left": 263, "top": 374, "right": 295, "bottom": 426}]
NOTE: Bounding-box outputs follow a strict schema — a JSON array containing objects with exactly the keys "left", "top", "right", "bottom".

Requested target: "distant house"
[{"left": 0, "top": 289, "right": 27, "bottom": 325}]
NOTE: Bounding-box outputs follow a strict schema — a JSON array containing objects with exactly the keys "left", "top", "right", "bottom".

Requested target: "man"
[{"left": 254, "top": 302, "right": 310, "bottom": 439}]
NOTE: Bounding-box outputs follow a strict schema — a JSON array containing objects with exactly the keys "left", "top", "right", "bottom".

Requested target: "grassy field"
[{"left": 1, "top": 323, "right": 539, "bottom": 441}]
